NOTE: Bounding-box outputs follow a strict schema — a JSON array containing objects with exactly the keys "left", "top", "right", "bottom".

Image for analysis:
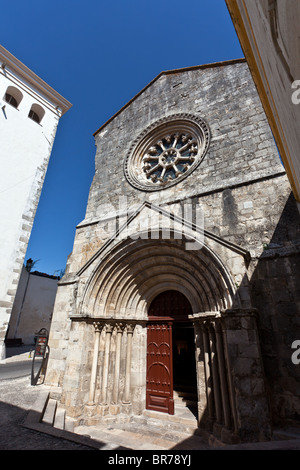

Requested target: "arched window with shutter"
[
  {"left": 28, "top": 103, "right": 45, "bottom": 124},
  {"left": 4, "top": 86, "right": 23, "bottom": 108}
]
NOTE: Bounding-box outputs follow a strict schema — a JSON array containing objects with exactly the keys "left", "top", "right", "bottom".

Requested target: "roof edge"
[
  {"left": 93, "top": 57, "right": 246, "bottom": 137},
  {"left": 0, "top": 44, "right": 72, "bottom": 115}
]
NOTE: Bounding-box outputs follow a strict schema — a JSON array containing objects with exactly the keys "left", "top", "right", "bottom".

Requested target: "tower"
[{"left": 0, "top": 45, "right": 71, "bottom": 359}]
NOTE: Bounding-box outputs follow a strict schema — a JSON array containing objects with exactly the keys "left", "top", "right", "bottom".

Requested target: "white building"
[
  {"left": 226, "top": 0, "right": 300, "bottom": 213},
  {"left": 0, "top": 45, "right": 72, "bottom": 359},
  {"left": 6, "top": 265, "right": 59, "bottom": 346}
]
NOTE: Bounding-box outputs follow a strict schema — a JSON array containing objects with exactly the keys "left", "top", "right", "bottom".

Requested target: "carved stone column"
[
  {"left": 208, "top": 322, "right": 222, "bottom": 430},
  {"left": 193, "top": 321, "right": 207, "bottom": 424},
  {"left": 123, "top": 322, "right": 135, "bottom": 406},
  {"left": 88, "top": 321, "right": 103, "bottom": 405},
  {"left": 201, "top": 321, "right": 214, "bottom": 427},
  {"left": 111, "top": 322, "right": 124, "bottom": 411},
  {"left": 101, "top": 322, "right": 114, "bottom": 405},
  {"left": 215, "top": 321, "right": 231, "bottom": 429}
]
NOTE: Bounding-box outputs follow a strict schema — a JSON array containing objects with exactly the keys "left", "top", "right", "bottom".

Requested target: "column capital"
[
  {"left": 115, "top": 322, "right": 125, "bottom": 333},
  {"left": 105, "top": 322, "right": 114, "bottom": 333},
  {"left": 93, "top": 321, "right": 104, "bottom": 333},
  {"left": 208, "top": 320, "right": 216, "bottom": 331},
  {"left": 203, "top": 319, "right": 212, "bottom": 330},
  {"left": 126, "top": 322, "right": 136, "bottom": 334}
]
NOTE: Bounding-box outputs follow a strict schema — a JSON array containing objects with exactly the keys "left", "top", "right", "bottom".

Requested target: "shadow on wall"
[
  {"left": 249, "top": 192, "right": 300, "bottom": 424},
  {"left": 191, "top": 191, "right": 300, "bottom": 444},
  {"left": 40, "top": 193, "right": 300, "bottom": 446}
]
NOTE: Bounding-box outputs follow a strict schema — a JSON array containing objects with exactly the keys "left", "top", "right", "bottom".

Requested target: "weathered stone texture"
[
  {"left": 45, "top": 60, "right": 300, "bottom": 442},
  {"left": 222, "top": 311, "right": 271, "bottom": 441},
  {"left": 84, "top": 62, "right": 283, "bottom": 225},
  {"left": 251, "top": 250, "right": 300, "bottom": 422}
]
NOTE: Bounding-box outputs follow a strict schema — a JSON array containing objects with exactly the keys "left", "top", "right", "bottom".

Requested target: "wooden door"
[
  {"left": 146, "top": 290, "right": 192, "bottom": 414},
  {"left": 146, "top": 322, "right": 174, "bottom": 414}
]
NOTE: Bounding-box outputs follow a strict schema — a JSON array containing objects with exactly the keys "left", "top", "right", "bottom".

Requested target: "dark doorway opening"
[
  {"left": 146, "top": 290, "right": 198, "bottom": 418},
  {"left": 173, "top": 322, "right": 198, "bottom": 418},
  {"left": 173, "top": 322, "right": 197, "bottom": 392}
]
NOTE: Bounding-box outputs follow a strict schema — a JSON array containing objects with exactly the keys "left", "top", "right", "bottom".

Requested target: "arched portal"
[
  {"left": 80, "top": 235, "right": 238, "bottom": 320},
  {"left": 79, "top": 235, "right": 240, "bottom": 423},
  {"left": 146, "top": 290, "right": 197, "bottom": 415}
]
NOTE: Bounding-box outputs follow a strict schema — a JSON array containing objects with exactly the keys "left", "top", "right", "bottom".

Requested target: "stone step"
[
  {"left": 174, "top": 396, "right": 197, "bottom": 406},
  {"left": 273, "top": 427, "right": 300, "bottom": 441},
  {"left": 24, "top": 390, "right": 50, "bottom": 426},
  {"left": 173, "top": 390, "right": 197, "bottom": 407},
  {"left": 64, "top": 416, "right": 76, "bottom": 432},
  {"left": 53, "top": 407, "right": 66, "bottom": 430},
  {"left": 39, "top": 394, "right": 198, "bottom": 437},
  {"left": 42, "top": 398, "right": 57, "bottom": 426},
  {"left": 173, "top": 389, "right": 197, "bottom": 397},
  {"left": 40, "top": 396, "right": 68, "bottom": 431},
  {"left": 142, "top": 409, "right": 198, "bottom": 434},
  {"left": 74, "top": 422, "right": 209, "bottom": 450}
]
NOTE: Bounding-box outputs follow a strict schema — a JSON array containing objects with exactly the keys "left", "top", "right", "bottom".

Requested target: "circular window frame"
[{"left": 124, "top": 113, "right": 210, "bottom": 192}]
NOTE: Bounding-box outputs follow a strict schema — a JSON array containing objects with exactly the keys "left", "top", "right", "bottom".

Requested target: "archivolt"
[{"left": 80, "top": 234, "right": 238, "bottom": 319}]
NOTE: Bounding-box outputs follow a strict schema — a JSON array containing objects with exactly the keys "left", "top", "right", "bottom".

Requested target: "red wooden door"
[
  {"left": 146, "top": 291, "right": 192, "bottom": 414},
  {"left": 146, "top": 321, "right": 174, "bottom": 414}
]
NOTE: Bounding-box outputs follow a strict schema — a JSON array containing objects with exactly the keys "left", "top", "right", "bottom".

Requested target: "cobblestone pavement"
[
  {"left": 0, "top": 346, "right": 211, "bottom": 452},
  {"left": 0, "top": 347, "right": 94, "bottom": 450},
  {"left": 2, "top": 347, "right": 300, "bottom": 452},
  {"left": 0, "top": 374, "right": 94, "bottom": 450}
]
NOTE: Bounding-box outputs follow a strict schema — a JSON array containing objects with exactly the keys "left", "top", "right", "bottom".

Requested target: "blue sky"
[{"left": 2, "top": 0, "right": 243, "bottom": 276}]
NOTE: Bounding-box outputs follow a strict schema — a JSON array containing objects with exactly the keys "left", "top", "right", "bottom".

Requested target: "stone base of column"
[
  {"left": 84, "top": 416, "right": 102, "bottom": 426},
  {"left": 200, "top": 416, "right": 214, "bottom": 432},
  {"left": 84, "top": 403, "right": 97, "bottom": 417},
  {"left": 121, "top": 403, "right": 132, "bottom": 415},
  {"left": 220, "top": 427, "right": 241, "bottom": 445},
  {"left": 212, "top": 422, "right": 223, "bottom": 439},
  {"left": 208, "top": 427, "right": 241, "bottom": 446},
  {"left": 109, "top": 404, "right": 121, "bottom": 415},
  {"left": 97, "top": 404, "right": 110, "bottom": 416}
]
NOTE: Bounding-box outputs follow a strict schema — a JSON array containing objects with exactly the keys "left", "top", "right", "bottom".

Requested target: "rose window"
[
  {"left": 124, "top": 114, "right": 210, "bottom": 191},
  {"left": 142, "top": 133, "right": 199, "bottom": 184}
]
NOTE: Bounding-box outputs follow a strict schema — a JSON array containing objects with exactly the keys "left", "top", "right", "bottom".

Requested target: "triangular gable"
[
  {"left": 93, "top": 59, "right": 246, "bottom": 137},
  {"left": 76, "top": 201, "right": 250, "bottom": 277}
]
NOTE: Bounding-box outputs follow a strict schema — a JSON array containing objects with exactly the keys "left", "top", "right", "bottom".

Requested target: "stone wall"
[
  {"left": 252, "top": 253, "right": 300, "bottom": 423},
  {"left": 85, "top": 60, "right": 283, "bottom": 225},
  {"left": 45, "top": 59, "right": 300, "bottom": 440}
]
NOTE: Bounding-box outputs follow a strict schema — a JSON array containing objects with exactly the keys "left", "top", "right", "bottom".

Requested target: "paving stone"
[{"left": 1, "top": 357, "right": 300, "bottom": 450}]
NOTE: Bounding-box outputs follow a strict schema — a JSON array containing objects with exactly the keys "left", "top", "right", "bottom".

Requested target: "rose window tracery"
[
  {"left": 124, "top": 114, "right": 210, "bottom": 191},
  {"left": 142, "top": 133, "right": 199, "bottom": 184}
]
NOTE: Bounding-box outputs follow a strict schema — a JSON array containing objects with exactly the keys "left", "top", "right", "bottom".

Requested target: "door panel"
[
  {"left": 146, "top": 290, "right": 193, "bottom": 415},
  {"left": 146, "top": 322, "right": 174, "bottom": 414}
]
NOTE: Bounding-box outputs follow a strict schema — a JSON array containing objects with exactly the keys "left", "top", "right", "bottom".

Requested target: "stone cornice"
[{"left": 0, "top": 45, "right": 72, "bottom": 115}]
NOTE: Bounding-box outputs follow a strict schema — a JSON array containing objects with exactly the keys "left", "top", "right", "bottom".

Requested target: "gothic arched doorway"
[{"left": 146, "top": 290, "right": 197, "bottom": 415}]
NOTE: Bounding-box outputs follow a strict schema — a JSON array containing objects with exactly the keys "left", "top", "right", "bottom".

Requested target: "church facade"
[{"left": 45, "top": 58, "right": 300, "bottom": 443}]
